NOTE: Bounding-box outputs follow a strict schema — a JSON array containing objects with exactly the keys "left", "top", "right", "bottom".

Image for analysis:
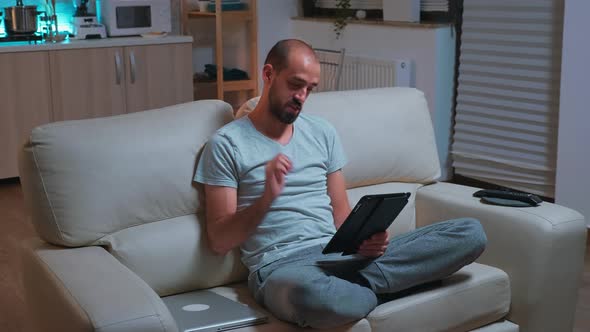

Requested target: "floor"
[{"left": 0, "top": 179, "right": 589, "bottom": 332}]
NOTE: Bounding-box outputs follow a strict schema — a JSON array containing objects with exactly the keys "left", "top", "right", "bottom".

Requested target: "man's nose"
[{"left": 294, "top": 88, "right": 307, "bottom": 103}]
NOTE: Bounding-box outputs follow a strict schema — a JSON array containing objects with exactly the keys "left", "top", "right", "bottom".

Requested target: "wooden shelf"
[
  {"left": 194, "top": 79, "right": 257, "bottom": 92},
  {"left": 291, "top": 16, "right": 451, "bottom": 29},
  {"left": 187, "top": 10, "right": 253, "bottom": 20},
  {"left": 182, "top": 0, "right": 258, "bottom": 105},
  {"left": 187, "top": 10, "right": 216, "bottom": 18}
]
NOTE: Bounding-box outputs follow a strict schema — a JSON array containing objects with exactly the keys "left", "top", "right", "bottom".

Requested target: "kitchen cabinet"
[
  {"left": 0, "top": 51, "right": 52, "bottom": 179},
  {"left": 0, "top": 37, "right": 193, "bottom": 179},
  {"left": 123, "top": 43, "right": 193, "bottom": 114},
  {"left": 50, "top": 47, "right": 127, "bottom": 121},
  {"left": 50, "top": 43, "right": 192, "bottom": 121}
]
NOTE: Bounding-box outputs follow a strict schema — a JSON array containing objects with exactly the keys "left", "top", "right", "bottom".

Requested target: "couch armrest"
[
  {"left": 415, "top": 182, "right": 587, "bottom": 332},
  {"left": 21, "top": 239, "right": 178, "bottom": 332}
]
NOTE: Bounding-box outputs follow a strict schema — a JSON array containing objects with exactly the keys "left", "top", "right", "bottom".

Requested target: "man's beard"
[{"left": 269, "top": 87, "right": 302, "bottom": 124}]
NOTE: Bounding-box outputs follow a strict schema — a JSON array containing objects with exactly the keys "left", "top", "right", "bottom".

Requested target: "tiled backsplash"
[{"left": 0, "top": 0, "right": 181, "bottom": 34}]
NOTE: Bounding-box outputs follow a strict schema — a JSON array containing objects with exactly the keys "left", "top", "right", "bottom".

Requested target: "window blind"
[{"left": 451, "top": 0, "right": 564, "bottom": 197}]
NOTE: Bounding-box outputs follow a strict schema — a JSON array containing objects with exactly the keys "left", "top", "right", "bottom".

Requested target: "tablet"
[{"left": 322, "top": 192, "right": 411, "bottom": 255}]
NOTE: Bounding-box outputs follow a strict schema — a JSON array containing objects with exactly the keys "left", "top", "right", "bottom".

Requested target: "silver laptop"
[{"left": 162, "top": 290, "right": 268, "bottom": 332}]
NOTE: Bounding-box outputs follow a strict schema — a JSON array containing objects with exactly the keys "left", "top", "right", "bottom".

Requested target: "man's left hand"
[{"left": 358, "top": 231, "right": 389, "bottom": 257}]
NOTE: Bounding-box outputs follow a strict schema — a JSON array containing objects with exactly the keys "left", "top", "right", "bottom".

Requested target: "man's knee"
[
  {"left": 289, "top": 279, "right": 377, "bottom": 328},
  {"left": 264, "top": 272, "right": 376, "bottom": 329},
  {"left": 455, "top": 217, "right": 487, "bottom": 257}
]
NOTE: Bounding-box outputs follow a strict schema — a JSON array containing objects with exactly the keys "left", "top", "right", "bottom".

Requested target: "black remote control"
[{"left": 473, "top": 189, "right": 543, "bottom": 206}]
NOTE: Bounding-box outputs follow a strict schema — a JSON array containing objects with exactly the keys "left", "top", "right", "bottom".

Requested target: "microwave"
[{"left": 97, "top": 0, "right": 171, "bottom": 37}]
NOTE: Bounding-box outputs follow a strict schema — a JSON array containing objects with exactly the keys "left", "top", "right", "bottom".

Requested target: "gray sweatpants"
[{"left": 247, "top": 218, "right": 487, "bottom": 329}]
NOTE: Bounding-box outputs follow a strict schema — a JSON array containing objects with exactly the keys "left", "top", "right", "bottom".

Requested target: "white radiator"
[
  {"left": 316, "top": 53, "right": 413, "bottom": 92},
  {"left": 340, "top": 56, "right": 413, "bottom": 90}
]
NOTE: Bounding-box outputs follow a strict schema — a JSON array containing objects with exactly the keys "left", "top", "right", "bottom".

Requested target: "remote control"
[{"left": 473, "top": 189, "right": 543, "bottom": 206}]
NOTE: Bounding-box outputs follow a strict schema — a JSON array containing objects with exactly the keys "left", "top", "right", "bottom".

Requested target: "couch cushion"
[
  {"left": 98, "top": 213, "right": 248, "bottom": 296},
  {"left": 367, "top": 263, "right": 510, "bottom": 332},
  {"left": 18, "top": 100, "right": 233, "bottom": 247},
  {"left": 471, "top": 320, "right": 519, "bottom": 332},
  {"left": 347, "top": 182, "right": 423, "bottom": 236},
  {"left": 101, "top": 182, "right": 423, "bottom": 297},
  {"left": 303, "top": 88, "right": 441, "bottom": 189}
]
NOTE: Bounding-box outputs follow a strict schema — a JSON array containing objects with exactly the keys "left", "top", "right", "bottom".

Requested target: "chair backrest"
[{"left": 313, "top": 47, "right": 346, "bottom": 92}]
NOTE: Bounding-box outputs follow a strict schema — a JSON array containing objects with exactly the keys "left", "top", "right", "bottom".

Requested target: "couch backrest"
[
  {"left": 19, "top": 100, "right": 249, "bottom": 295},
  {"left": 236, "top": 88, "right": 441, "bottom": 187},
  {"left": 19, "top": 88, "right": 440, "bottom": 296},
  {"left": 20, "top": 100, "right": 231, "bottom": 247},
  {"left": 303, "top": 87, "right": 440, "bottom": 188}
]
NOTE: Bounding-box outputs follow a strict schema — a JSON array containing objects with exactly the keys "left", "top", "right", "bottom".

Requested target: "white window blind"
[{"left": 452, "top": 0, "right": 564, "bottom": 197}]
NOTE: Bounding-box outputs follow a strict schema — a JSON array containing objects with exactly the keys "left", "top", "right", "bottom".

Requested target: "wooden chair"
[{"left": 313, "top": 47, "right": 346, "bottom": 92}]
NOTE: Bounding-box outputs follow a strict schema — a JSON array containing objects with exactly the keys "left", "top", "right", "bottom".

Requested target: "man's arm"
[
  {"left": 204, "top": 185, "right": 272, "bottom": 255},
  {"left": 327, "top": 170, "right": 351, "bottom": 229},
  {"left": 327, "top": 170, "right": 389, "bottom": 257},
  {"left": 204, "top": 154, "right": 292, "bottom": 255}
]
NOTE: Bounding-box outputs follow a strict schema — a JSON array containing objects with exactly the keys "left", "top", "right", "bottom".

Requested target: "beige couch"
[{"left": 19, "top": 87, "right": 587, "bottom": 332}]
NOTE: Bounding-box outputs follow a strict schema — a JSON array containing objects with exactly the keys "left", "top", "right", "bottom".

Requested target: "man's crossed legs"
[{"left": 247, "top": 218, "right": 487, "bottom": 329}]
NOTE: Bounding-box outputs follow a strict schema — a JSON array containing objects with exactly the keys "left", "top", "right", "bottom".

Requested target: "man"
[{"left": 195, "top": 39, "right": 487, "bottom": 329}]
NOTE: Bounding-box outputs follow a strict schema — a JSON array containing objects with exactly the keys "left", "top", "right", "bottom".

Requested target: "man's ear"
[{"left": 262, "top": 64, "right": 274, "bottom": 83}]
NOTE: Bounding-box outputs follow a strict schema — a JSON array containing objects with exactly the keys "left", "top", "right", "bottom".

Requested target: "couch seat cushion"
[{"left": 367, "top": 263, "right": 510, "bottom": 332}]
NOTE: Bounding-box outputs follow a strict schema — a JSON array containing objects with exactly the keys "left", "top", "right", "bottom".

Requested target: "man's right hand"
[{"left": 264, "top": 153, "right": 292, "bottom": 202}]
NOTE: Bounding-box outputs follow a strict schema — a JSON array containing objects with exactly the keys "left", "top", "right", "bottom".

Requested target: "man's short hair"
[{"left": 264, "top": 39, "right": 315, "bottom": 72}]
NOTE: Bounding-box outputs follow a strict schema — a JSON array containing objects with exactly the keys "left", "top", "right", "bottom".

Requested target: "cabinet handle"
[
  {"left": 129, "top": 51, "right": 137, "bottom": 84},
  {"left": 115, "top": 52, "right": 122, "bottom": 85}
]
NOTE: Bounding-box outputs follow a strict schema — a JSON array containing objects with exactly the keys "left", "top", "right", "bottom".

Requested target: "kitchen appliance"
[
  {"left": 3, "top": 0, "right": 42, "bottom": 35},
  {"left": 72, "top": 16, "right": 106, "bottom": 39},
  {"left": 72, "top": 0, "right": 106, "bottom": 39},
  {"left": 97, "top": 0, "right": 171, "bottom": 37}
]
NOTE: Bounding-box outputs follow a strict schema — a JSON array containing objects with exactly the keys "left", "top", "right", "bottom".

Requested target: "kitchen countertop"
[{"left": 0, "top": 35, "right": 193, "bottom": 53}]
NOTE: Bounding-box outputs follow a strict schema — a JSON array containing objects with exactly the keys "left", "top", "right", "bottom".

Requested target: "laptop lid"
[{"left": 162, "top": 290, "right": 268, "bottom": 332}]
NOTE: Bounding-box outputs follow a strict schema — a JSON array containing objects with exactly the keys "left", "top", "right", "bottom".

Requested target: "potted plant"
[{"left": 333, "top": 0, "right": 351, "bottom": 39}]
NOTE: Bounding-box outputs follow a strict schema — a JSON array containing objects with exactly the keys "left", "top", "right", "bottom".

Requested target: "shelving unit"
[{"left": 181, "top": 0, "right": 259, "bottom": 108}]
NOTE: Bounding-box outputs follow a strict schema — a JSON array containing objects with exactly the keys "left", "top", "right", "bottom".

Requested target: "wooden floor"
[
  {"left": 0, "top": 179, "right": 35, "bottom": 332},
  {"left": 0, "top": 179, "right": 589, "bottom": 331}
]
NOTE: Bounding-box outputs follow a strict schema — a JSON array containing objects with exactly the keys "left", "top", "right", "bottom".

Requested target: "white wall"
[
  {"left": 291, "top": 20, "right": 455, "bottom": 179},
  {"left": 257, "top": 0, "right": 300, "bottom": 88},
  {"left": 556, "top": 0, "right": 590, "bottom": 226}
]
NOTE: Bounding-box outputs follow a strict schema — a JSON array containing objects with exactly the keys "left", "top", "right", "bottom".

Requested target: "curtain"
[{"left": 451, "top": 0, "right": 564, "bottom": 197}]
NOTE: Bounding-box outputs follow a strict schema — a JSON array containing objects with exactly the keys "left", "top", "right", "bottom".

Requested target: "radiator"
[
  {"left": 341, "top": 56, "right": 413, "bottom": 90},
  {"left": 316, "top": 53, "right": 414, "bottom": 92}
]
